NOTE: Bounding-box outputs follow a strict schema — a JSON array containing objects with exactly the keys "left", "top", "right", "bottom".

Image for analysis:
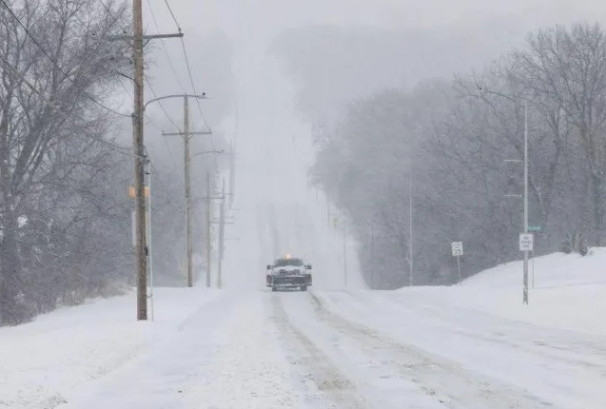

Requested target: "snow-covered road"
[{"left": 17, "top": 285, "right": 598, "bottom": 409}]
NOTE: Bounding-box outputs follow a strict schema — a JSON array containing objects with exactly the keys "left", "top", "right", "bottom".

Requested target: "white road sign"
[
  {"left": 519, "top": 233, "right": 534, "bottom": 251},
  {"left": 451, "top": 241, "right": 464, "bottom": 257}
]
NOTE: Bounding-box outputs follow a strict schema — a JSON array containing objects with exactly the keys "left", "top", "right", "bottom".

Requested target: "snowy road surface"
[{"left": 6, "top": 285, "right": 601, "bottom": 409}]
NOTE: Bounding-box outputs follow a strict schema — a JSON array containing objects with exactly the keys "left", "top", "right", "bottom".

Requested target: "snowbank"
[
  {"left": 452, "top": 248, "right": 606, "bottom": 335},
  {"left": 391, "top": 248, "right": 606, "bottom": 335},
  {"left": 0, "top": 286, "right": 219, "bottom": 409}
]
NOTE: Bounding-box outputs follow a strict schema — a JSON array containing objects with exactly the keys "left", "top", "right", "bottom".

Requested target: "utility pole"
[
  {"left": 132, "top": 0, "right": 147, "bottom": 320},
  {"left": 206, "top": 172, "right": 212, "bottom": 287},
  {"left": 217, "top": 179, "right": 226, "bottom": 289},
  {"left": 504, "top": 102, "right": 531, "bottom": 305},
  {"left": 523, "top": 102, "right": 529, "bottom": 305},
  {"left": 160, "top": 96, "right": 210, "bottom": 288},
  {"left": 115, "top": 1, "right": 183, "bottom": 321},
  {"left": 409, "top": 166, "right": 414, "bottom": 287}
]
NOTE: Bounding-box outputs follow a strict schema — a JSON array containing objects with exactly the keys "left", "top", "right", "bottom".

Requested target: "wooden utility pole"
[
  {"left": 162, "top": 98, "right": 210, "bottom": 288},
  {"left": 133, "top": 0, "right": 147, "bottom": 320},
  {"left": 114, "top": 2, "right": 183, "bottom": 320}
]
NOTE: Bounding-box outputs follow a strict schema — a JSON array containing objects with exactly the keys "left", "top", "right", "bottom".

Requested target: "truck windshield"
[{"left": 274, "top": 258, "right": 304, "bottom": 267}]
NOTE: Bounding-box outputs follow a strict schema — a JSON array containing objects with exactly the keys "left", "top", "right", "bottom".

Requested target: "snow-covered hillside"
[{"left": 455, "top": 248, "right": 606, "bottom": 335}]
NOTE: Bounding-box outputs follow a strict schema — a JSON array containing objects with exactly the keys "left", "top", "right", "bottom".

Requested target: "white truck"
[{"left": 266, "top": 256, "right": 312, "bottom": 292}]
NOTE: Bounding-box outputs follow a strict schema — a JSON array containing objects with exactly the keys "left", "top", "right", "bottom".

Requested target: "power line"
[
  {"left": 146, "top": 0, "right": 188, "bottom": 94},
  {"left": 0, "top": 0, "right": 130, "bottom": 118},
  {"left": 178, "top": 37, "right": 219, "bottom": 171},
  {"left": 162, "top": 0, "right": 181, "bottom": 31},
  {"left": 159, "top": 0, "right": 218, "bottom": 171}
]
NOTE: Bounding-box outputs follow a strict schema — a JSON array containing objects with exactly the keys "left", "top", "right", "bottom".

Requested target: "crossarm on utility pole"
[
  {"left": 163, "top": 131, "right": 212, "bottom": 136},
  {"left": 108, "top": 33, "right": 184, "bottom": 41}
]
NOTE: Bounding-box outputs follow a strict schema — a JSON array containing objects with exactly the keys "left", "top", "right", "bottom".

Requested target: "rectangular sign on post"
[
  {"left": 451, "top": 241, "right": 463, "bottom": 257},
  {"left": 519, "top": 233, "right": 534, "bottom": 251}
]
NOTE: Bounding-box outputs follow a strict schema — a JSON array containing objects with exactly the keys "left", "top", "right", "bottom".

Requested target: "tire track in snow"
[
  {"left": 341, "top": 290, "right": 606, "bottom": 372},
  {"left": 271, "top": 293, "right": 371, "bottom": 409},
  {"left": 307, "top": 292, "right": 559, "bottom": 409}
]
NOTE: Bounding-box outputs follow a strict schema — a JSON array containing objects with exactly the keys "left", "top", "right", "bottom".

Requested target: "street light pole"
[
  {"left": 206, "top": 172, "right": 212, "bottom": 288},
  {"left": 523, "top": 102, "right": 529, "bottom": 305},
  {"left": 145, "top": 159, "right": 154, "bottom": 321},
  {"left": 371, "top": 221, "right": 375, "bottom": 289},
  {"left": 409, "top": 166, "right": 414, "bottom": 287},
  {"left": 184, "top": 96, "right": 193, "bottom": 288},
  {"left": 343, "top": 226, "right": 347, "bottom": 289}
]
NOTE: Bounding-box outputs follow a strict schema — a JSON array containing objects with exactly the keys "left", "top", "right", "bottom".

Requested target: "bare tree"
[
  {"left": 0, "top": 0, "right": 129, "bottom": 324},
  {"left": 512, "top": 24, "right": 606, "bottom": 244}
]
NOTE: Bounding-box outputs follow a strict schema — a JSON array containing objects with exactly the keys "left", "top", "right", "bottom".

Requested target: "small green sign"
[{"left": 528, "top": 225, "right": 542, "bottom": 232}]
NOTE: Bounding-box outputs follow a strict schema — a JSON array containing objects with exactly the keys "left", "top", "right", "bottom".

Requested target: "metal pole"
[
  {"left": 146, "top": 160, "right": 154, "bottom": 321},
  {"left": 409, "top": 166, "right": 414, "bottom": 286},
  {"left": 184, "top": 97, "right": 193, "bottom": 288},
  {"left": 229, "top": 139, "right": 235, "bottom": 209},
  {"left": 206, "top": 172, "right": 212, "bottom": 288},
  {"left": 133, "top": 0, "right": 147, "bottom": 320},
  {"left": 532, "top": 249, "right": 535, "bottom": 289},
  {"left": 523, "top": 102, "right": 529, "bottom": 304},
  {"left": 343, "top": 227, "right": 347, "bottom": 289},
  {"left": 456, "top": 255, "right": 462, "bottom": 282},
  {"left": 217, "top": 180, "right": 226, "bottom": 289},
  {"left": 371, "top": 222, "right": 375, "bottom": 289}
]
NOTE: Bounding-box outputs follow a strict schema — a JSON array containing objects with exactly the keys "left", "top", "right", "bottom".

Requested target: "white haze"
[{"left": 137, "top": 0, "right": 606, "bottom": 288}]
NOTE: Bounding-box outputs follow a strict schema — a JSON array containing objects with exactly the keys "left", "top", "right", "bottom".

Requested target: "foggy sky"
[
  {"left": 138, "top": 0, "right": 606, "bottom": 288},
  {"left": 143, "top": 0, "right": 606, "bottom": 131}
]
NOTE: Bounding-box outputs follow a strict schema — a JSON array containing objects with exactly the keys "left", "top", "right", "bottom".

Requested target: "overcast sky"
[
  {"left": 142, "top": 0, "right": 606, "bottom": 124},
  {"left": 138, "top": 0, "right": 606, "bottom": 192}
]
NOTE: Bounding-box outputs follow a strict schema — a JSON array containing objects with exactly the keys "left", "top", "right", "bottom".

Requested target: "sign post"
[
  {"left": 520, "top": 233, "right": 534, "bottom": 303},
  {"left": 451, "top": 241, "right": 463, "bottom": 281}
]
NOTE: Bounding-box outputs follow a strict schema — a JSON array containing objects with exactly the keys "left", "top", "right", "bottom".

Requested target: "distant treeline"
[{"left": 313, "top": 23, "right": 606, "bottom": 288}]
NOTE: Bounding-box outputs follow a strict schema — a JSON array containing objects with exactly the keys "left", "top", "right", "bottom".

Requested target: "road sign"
[
  {"left": 528, "top": 225, "right": 542, "bottom": 232},
  {"left": 451, "top": 241, "right": 463, "bottom": 257},
  {"left": 519, "top": 233, "right": 534, "bottom": 251}
]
